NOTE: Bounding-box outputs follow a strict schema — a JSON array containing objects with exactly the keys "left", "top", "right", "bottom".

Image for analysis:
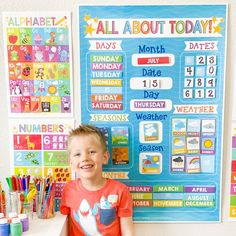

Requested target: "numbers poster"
[
  {"left": 3, "top": 12, "right": 73, "bottom": 117},
  {"left": 78, "top": 5, "right": 227, "bottom": 222},
  {"left": 9, "top": 119, "right": 74, "bottom": 210}
]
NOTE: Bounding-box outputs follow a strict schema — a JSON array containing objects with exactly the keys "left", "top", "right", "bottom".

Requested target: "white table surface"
[{"left": 23, "top": 212, "right": 68, "bottom": 236}]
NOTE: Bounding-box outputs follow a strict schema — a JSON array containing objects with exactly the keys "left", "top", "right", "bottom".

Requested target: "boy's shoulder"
[
  {"left": 64, "top": 179, "right": 77, "bottom": 188},
  {"left": 107, "top": 178, "right": 129, "bottom": 189}
]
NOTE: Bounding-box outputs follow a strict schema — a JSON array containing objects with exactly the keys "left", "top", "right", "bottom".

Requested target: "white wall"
[{"left": 0, "top": 0, "right": 236, "bottom": 235}]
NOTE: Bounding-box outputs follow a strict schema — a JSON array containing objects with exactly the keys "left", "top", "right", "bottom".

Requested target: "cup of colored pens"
[
  {"left": 6, "top": 175, "right": 35, "bottom": 218},
  {"left": 36, "top": 178, "right": 56, "bottom": 219}
]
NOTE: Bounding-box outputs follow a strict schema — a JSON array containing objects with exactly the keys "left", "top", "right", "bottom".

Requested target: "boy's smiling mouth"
[{"left": 80, "top": 164, "right": 94, "bottom": 169}]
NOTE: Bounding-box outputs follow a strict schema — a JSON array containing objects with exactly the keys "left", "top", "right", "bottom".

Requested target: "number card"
[{"left": 181, "top": 54, "right": 218, "bottom": 100}]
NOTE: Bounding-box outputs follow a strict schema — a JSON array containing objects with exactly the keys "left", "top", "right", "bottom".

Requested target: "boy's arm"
[
  {"left": 120, "top": 216, "right": 134, "bottom": 236},
  {"left": 60, "top": 183, "right": 70, "bottom": 215}
]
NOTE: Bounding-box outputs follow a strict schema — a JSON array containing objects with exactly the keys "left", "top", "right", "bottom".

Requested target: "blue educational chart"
[{"left": 78, "top": 5, "right": 227, "bottom": 222}]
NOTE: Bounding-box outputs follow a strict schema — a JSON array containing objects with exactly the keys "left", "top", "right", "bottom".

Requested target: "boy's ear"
[{"left": 103, "top": 150, "right": 110, "bottom": 164}]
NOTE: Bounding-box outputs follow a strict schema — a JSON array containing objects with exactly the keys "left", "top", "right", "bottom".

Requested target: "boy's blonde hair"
[{"left": 67, "top": 124, "right": 107, "bottom": 153}]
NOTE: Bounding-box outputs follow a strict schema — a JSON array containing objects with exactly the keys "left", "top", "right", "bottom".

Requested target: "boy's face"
[{"left": 69, "top": 134, "right": 109, "bottom": 181}]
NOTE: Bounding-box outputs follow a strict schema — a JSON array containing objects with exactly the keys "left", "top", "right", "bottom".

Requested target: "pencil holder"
[
  {"left": 36, "top": 191, "right": 55, "bottom": 219},
  {"left": 20, "top": 201, "right": 33, "bottom": 219},
  {"left": 9, "top": 192, "right": 20, "bottom": 214}
]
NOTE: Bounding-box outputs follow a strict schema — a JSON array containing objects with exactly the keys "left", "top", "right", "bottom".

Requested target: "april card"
[
  {"left": 139, "top": 152, "right": 162, "bottom": 174},
  {"left": 3, "top": 12, "right": 73, "bottom": 117}
]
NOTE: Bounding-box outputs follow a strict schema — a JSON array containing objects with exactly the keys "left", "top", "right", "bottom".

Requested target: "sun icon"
[
  {"left": 204, "top": 139, "right": 213, "bottom": 148},
  {"left": 174, "top": 138, "right": 180, "bottom": 144},
  {"left": 152, "top": 156, "right": 159, "bottom": 162}
]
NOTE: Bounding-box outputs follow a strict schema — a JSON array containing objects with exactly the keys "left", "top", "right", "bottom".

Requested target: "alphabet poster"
[
  {"left": 3, "top": 12, "right": 73, "bottom": 117},
  {"left": 78, "top": 5, "right": 227, "bottom": 222},
  {"left": 9, "top": 119, "right": 74, "bottom": 211}
]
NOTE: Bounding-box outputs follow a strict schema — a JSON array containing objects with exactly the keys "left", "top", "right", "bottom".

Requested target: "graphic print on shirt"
[
  {"left": 100, "top": 196, "right": 116, "bottom": 225},
  {"left": 73, "top": 198, "right": 101, "bottom": 236},
  {"left": 73, "top": 196, "right": 117, "bottom": 234}
]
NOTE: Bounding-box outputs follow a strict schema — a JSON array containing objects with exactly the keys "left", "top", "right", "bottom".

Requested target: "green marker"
[{"left": 6, "top": 177, "right": 13, "bottom": 191}]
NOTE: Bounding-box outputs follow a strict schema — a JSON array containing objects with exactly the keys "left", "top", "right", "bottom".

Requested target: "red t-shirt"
[{"left": 60, "top": 178, "right": 133, "bottom": 236}]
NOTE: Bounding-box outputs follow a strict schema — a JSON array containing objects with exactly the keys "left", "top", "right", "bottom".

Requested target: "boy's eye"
[
  {"left": 90, "top": 150, "right": 96, "bottom": 154},
  {"left": 74, "top": 153, "right": 81, "bottom": 157}
]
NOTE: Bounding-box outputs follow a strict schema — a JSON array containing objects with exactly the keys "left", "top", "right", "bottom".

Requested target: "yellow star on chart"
[
  {"left": 212, "top": 17, "right": 217, "bottom": 24},
  {"left": 84, "top": 15, "right": 91, "bottom": 22},
  {"left": 213, "top": 25, "right": 222, "bottom": 33},
  {"left": 94, "top": 17, "right": 99, "bottom": 23},
  {"left": 85, "top": 24, "right": 95, "bottom": 35}
]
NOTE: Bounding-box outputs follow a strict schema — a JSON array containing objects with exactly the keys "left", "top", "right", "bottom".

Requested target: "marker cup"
[
  {"left": 21, "top": 201, "right": 33, "bottom": 219},
  {"left": 36, "top": 191, "right": 55, "bottom": 219},
  {"left": 9, "top": 192, "right": 20, "bottom": 214}
]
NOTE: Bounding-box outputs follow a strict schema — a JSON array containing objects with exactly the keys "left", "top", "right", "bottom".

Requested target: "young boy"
[{"left": 60, "top": 124, "right": 134, "bottom": 236}]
